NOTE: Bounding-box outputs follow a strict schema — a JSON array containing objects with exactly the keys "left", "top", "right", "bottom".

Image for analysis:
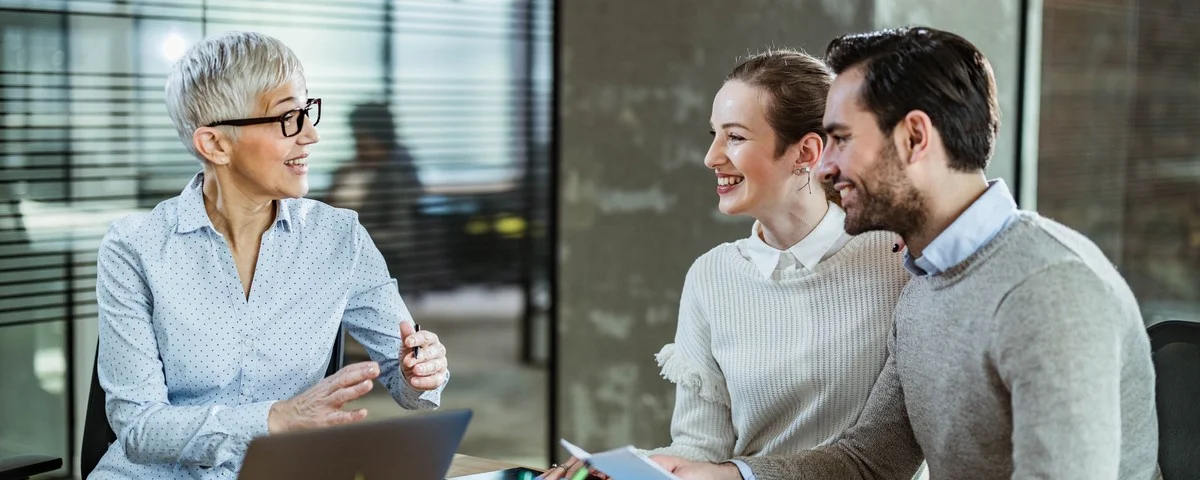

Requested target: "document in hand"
[{"left": 559, "top": 439, "right": 681, "bottom": 480}]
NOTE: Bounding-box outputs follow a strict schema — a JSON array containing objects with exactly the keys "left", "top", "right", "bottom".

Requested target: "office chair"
[
  {"left": 1148, "top": 320, "right": 1200, "bottom": 480},
  {"left": 81, "top": 325, "right": 345, "bottom": 478}
]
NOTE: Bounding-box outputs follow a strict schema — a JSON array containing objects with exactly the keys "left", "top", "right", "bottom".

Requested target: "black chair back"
[
  {"left": 80, "top": 348, "right": 113, "bottom": 479},
  {"left": 81, "top": 325, "right": 345, "bottom": 478},
  {"left": 1148, "top": 320, "right": 1200, "bottom": 480}
]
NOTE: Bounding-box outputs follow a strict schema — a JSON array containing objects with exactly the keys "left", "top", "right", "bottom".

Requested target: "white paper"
[
  {"left": 559, "top": 439, "right": 681, "bottom": 480},
  {"left": 561, "top": 439, "right": 591, "bottom": 461}
]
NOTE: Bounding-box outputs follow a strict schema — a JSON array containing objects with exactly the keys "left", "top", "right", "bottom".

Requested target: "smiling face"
[
  {"left": 225, "top": 78, "right": 320, "bottom": 200},
  {"left": 817, "top": 67, "right": 926, "bottom": 236},
  {"left": 703, "top": 80, "right": 803, "bottom": 218}
]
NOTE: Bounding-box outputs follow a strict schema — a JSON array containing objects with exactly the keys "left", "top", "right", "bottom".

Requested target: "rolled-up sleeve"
[
  {"left": 97, "top": 224, "right": 274, "bottom": 468},
  {"left": 342, "top": 222, "right": 445, "bottom": 409}
]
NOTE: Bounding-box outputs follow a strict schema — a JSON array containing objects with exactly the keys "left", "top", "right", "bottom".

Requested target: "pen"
[{"left": 413, "top": 323, "right": 421, "bottom": 359}]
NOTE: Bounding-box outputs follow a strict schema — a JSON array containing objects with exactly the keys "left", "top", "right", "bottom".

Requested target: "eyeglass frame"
[{"left": 205, "top": 98, "right": 322, "bottom": 138}]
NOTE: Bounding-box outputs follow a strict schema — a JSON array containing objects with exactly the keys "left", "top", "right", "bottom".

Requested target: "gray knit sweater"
[{"left": 741, "top": 212, "right": 1159, "bottom": 479}]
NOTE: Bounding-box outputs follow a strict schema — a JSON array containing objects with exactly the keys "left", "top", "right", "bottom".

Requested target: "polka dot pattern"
[{"left": 89, "top": 173, "right": 444, "bottom": 479}]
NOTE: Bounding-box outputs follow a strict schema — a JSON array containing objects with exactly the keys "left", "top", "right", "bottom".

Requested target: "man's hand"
[
  {"left": 651, "top": 455, "right": 743, "bottom": 480},
  {"left": 267, "top": 361, "right": 380, "bottom": 434},
  {"left": 400, "top": 321, "right": 448, "bottom": 391}
]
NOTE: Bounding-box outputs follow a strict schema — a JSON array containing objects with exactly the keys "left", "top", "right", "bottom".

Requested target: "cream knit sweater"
[{"left": 646, "top": 230, "right": 909, "bottom": 461}]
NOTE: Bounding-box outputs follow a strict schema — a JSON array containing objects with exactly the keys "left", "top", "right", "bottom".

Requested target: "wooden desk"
[{"left": 448, "top": 454, "right": 541, "bottom": 477}]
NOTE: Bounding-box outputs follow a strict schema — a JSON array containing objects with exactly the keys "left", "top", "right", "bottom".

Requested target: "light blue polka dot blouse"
[{"left": 90, "top": 172, "right": 444, "bottom": 479}]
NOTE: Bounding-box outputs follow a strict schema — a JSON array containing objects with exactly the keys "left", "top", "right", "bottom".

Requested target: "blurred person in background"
[{"left": 326, "top": 102, "right": 426, "bottom": 300}]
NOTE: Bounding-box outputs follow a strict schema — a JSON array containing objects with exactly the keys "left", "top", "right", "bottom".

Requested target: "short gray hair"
[{"left": 165, "top": 31, "right": 305, "bottom": 159}]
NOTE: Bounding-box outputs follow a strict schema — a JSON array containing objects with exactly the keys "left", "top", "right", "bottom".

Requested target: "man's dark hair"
[{"left": 825, "top": 27, "right": 1000, "bottom": 172}]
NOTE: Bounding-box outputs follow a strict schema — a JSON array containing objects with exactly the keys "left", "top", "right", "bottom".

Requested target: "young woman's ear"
[{"left": 791, "top": 131, "right": 825, "bottom": 170}]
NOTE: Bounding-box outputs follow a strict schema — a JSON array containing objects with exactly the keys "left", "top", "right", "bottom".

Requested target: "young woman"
[{"left": 543, "top": 49, "right": 909, "bottom": 480}]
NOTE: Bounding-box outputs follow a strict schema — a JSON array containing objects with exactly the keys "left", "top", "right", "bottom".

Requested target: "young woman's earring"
[{"left": 796, "top": 166, "right": 812, "bottom": 193}]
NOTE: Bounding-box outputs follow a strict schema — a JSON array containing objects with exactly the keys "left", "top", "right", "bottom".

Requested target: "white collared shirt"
[{"left": 743, "top": 202, "right": 853, "bottom": 279}]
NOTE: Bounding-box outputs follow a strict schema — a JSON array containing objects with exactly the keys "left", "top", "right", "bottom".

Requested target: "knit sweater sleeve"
[
  {"left": 994, "top": 261, "right": 1131, "bottom": 479},
  {"left": 738, "top": 325, "right": 923, "bottom": 480},
  {"left": 644, "top": 261, "right": 736, "bottom": 462}
]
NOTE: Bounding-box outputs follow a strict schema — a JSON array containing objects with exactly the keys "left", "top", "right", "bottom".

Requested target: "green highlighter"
[{"left": 569, "top": 465, "right": 590, "bottom": 480}]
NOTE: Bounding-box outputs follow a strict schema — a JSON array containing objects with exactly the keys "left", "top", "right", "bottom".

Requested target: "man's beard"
[{"left": 842, "top": 142, "right": 926, "bottom": 238}]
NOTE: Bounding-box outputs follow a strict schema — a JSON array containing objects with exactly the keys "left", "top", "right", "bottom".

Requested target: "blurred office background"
[
  {"left": 0, "top": 0, "right": 1196, "bottom": 478},
  {"left": 0, "top": 0, "right": 553, "bottom": 476}
]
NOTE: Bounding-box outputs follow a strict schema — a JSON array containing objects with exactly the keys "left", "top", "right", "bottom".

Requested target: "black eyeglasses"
[{"left": 206, "top": 98, "right": 321, "bottom": 137}]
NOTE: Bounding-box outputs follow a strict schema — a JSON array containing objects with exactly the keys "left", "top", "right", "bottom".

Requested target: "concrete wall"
[{"left": 555, "top": 0, "right": 1026, "bottom": 455}]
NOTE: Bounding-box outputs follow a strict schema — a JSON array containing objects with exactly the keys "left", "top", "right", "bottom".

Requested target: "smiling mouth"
[
  {"left": 284, "top": 158, "right": 307, "bottom": 166},
  {"left": 718, "top": 176, "right": 744, "bottom": 186}
]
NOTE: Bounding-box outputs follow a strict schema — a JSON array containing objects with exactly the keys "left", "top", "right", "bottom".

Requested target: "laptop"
[{"left": 239, "top": 409, "right": 472, "bottom": 480}]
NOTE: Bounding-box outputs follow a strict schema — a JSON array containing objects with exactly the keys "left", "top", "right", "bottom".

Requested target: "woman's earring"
[{"left": 797, "top": 166, "right": 812, "bottom": 194}]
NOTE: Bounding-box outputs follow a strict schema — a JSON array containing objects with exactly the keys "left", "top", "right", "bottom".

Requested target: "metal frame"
[
  {"left": 61, "top": 8, "right": 77, "bottom": 478},
  {"left": 1016, "top": 0, "right": 1044, "bottom": 210},
  {"left": 546, "top": 0, "right": 561, "bottom": 465}
]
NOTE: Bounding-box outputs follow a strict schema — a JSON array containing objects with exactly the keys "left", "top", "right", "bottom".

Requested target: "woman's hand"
[
  {"left": 267, "top": 361, "right": 380, "bottom": 434},
  {"left": 651, "top": 455, "right": 743, "bottom": 480},
  {"left": 400, "top": 321, "right": 448, "bottom": 391},
  {"left": 537, "top": 457, "right": 608, "bottom": 480}
]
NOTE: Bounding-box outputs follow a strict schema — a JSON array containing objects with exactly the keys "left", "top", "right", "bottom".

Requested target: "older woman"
[{"left": 90, "top": 31, "right": 449, "bottom": 479}]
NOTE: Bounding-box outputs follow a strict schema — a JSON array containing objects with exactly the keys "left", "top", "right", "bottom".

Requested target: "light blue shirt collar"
[
  {"left": 94, "top": 178, "right": 443, "bottom": 478},
  {"left": 904, "top": 179, "right": 1018, "bottom": 276},
  {"left": 175, "top": 172, "right": 293, "bottom": 235}
]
